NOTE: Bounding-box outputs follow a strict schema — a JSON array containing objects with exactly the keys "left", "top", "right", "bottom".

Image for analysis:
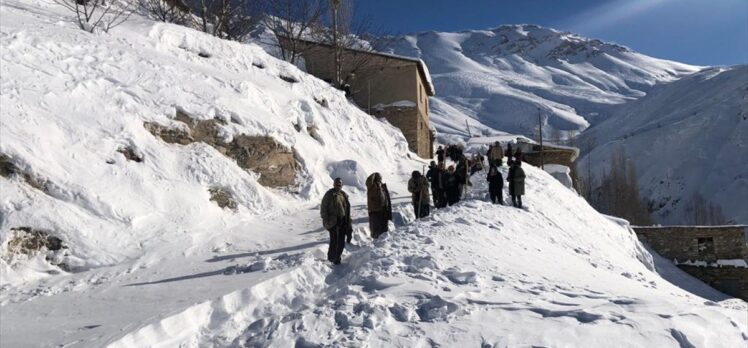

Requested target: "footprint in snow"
[{"left": 443, "top": 268, "right": 478, "bottom": 285}]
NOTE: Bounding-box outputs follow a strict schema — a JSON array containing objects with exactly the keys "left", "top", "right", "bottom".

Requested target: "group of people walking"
[{"left": 320, "top": 141, "right": 527, "bottom": 265}]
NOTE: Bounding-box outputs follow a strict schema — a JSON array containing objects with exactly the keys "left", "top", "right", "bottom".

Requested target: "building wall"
[
  {"left": 633, "top": 226, "right": 748, "bottom": 301},
  {"left": 374, "top": 106, "right": 432, "bottom": 158},
  {"left": 633, "top": 226, "right": 748, "bottom": 262},
  {"left": 296, "top": 44, "right": 432, "bottom": 158},
  {"left": 679, "top": 266, "right": 748, "bottom": 300}
]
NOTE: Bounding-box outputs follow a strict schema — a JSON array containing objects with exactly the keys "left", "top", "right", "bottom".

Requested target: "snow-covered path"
[
  {"left": 104, "top": 165, "right": 747, "bottom": 348},
  {"left": 0, "top": 190, "right": 416, "bottom": 347}
]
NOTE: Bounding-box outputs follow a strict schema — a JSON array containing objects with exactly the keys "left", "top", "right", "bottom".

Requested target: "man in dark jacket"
[
  {"left": 487, "top": 141, "right": 503, "bottom": 167},
  {"left": 426, "top": 161, "right": 446, "bottom": 209},
  {"left": 505, "top": 143, "right": 514, "bottom": 166},
  {"left": 407, "top": 171, "right": 431, "bottom": 218},
  {"left": 320, "top": 178, "right": 352, "bottom": 264},
  {"left": 366, "top": 173, "right": 392, "bottom": 239},
  {"left": 487, "top": 164, "right": 503, "bottom": 204},
  {"left": 507, "top": 161, "right": 526, "bottom": 208},
  {"left": 436, "top": 146, "right": 445, "bottom": 165},
  {"left": 445, "top": 165, "right": 460, "bottom": 206}
]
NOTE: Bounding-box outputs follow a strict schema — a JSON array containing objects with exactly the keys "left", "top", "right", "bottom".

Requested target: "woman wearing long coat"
[
  {"left": 486, "top": 165, "right": 503, "bottom": 204},
  {"left": 507, "top": 161, "right": 526, "bottom": 208},
  {"left": 366, "top": 173, "right": 392, "bottom": 238}
]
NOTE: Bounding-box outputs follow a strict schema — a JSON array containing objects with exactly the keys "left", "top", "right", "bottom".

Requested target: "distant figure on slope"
[
  {"left": 470, "top": 153, "right": 483, "bottom": 176},
  {"left": 505, "top": 143, "right": 514, "bottom": 166},
  {"left": 320, "top": 178, "right": 352, "bottom": 264},
  {"left": 426, "top": 161, "right": 446, "bottom": 209},
  {"left": 436, "top": 146, "right": 445, "bottom": 165},
  {"left": 514, "top": 147, "right": 524, "bottom": 164},
  {"left": 487, "top": 141, "right": 503, "bottom": 167},
  {"left": 507, "top": 161, "right": 526, "bottom": 208},
  {"left": 486, "top": 164, "right": 504, "bottom": 204},
  {"left": 445, "top": 165, "right": 461, "bottom": 206},
  {"left": 408, "top": 170, "right": 431, "bottom": 218},
  {"left": 366, "top": 173, "right": 392, "bottom": 239},
  {"left": 435, "top": 163, "right": 449, "bottom": 208}
]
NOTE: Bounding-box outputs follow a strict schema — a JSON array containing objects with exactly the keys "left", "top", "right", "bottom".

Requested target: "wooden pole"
[
  {"left": 538, "top": 108, "right": 544, "bottom": 170},
  {"left": 465, "top": 119, "right": 472, "bottom": 137}
]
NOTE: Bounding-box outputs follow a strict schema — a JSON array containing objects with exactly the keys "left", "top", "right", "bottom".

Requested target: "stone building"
[
  {"left": 633, "top": 225, "right": 748, "bottom": 300},
  {"left": 279, "top": 38, "right": 436, "bottom": 158},
  {"left": 517, "top": 141, "right": 579, "bottom": 168}
]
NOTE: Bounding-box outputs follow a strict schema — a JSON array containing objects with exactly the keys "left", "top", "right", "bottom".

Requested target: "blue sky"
[{"left": 355, "top": 0, "right": 748, "bottom": 66}]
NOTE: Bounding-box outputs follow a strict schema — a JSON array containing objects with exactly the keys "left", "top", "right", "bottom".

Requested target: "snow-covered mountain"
[
  {"left": 386, "top": 25, "right": 700, "bottom": 140},
  {"left": 387, "top": 25, "right": 747, "bottom": 224},
  {"left": 578, "top": 66, "right": 748, "bottom": 224},
  {"left": 1, "top": 1, "right": 747, "bottom": 347}
]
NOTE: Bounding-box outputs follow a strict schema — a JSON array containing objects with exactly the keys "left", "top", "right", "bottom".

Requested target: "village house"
[{"left": 279, "top": 37, "right": 436, "bottom": 158}]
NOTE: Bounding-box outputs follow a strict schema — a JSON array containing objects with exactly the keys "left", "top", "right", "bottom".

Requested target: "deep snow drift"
[
  {"left": 386, "top": 25, "right": 700, "bottom": 139},
  {"left": 108, "top": 164, "right": 748, "bottom": 347},
  {"left": 578, "top": 66, "right": 748, "bottom": 224}
]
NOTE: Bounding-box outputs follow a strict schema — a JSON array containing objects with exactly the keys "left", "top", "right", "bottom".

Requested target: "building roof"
[{"left": 280, "top": 37, "right": 435, "bottom": 96}]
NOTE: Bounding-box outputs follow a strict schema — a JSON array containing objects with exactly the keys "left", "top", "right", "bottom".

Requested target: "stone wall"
[
  {"left": 633, "top": 226, "right": 748, "bottom": 262},
  {"left": 633, "top": 225, "right": 748, "bottom": 301},
  {"left": 374, "top": 106, "right": 432, "bottom": 158},
  {"left": 521, "top": 144, "right": 578, "bottom": 168},
  {"left": 290, "top": 41, "right": 433, "bottom": 159},
  {"left": 678, "top": 266, "right": 748, "bottom": 300}
]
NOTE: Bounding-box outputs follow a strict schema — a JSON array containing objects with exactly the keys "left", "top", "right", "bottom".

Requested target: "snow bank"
[{"left": 108, "top": 164, "right": 748, "bottom": 347}]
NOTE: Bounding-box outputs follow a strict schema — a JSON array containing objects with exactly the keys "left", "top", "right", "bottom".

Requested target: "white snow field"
[
  {"left": 108, "top": 165, "right": 748, "bottom": 347},
  {"left": 386, "top": 25, "right": 700, "bottom": 139},
  {"left": 1, "top": 1, "right": 747, "bottom": 347},
  {"left": 578, "top": 66, "right": 748, "bottom": 224}
]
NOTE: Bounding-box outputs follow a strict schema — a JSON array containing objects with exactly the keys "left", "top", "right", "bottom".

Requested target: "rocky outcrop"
[
  {"left": 145, "top": 109, "right": 299, "bottom": 187},
  {"left": 209, "top": 187, "right": 237, "bottom": 211},
  {"left": 0, "top": 153, "right": 51, "bottom": 192},
  {"left": 117, "top": 146, "right": 143, "bottom": 162},
  {"left": 3, "top": 227, "right": 69, "bottom": 271}
]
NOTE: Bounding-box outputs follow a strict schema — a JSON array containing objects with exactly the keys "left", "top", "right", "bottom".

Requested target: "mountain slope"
[
  {"left": 578, "top": 66, "right": 748, "bottom": 224},
  {"left": 387, "top": 25, "right": 700, "bottom": 139}
]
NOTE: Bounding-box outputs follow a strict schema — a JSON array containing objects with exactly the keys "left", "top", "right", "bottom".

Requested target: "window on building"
[{"left": 696, "top": 237, "right": 715, "bottom": 255}]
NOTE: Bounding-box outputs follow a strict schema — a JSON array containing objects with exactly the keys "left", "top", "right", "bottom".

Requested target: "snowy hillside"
[
  {"left": 1, "top": 1, "right": 747, "bottom": 347},
  {"left": 0, "top": 0, "right": 413, "bottom": 284},
  {"left": 578, "top": 66, "right": 748, "bottom": 224},
  {"left": 386, "top": 25, "right": 700, "bottom": 139},
  {"left": 108, "top": 164, "right": 748, "bottom": 347}
]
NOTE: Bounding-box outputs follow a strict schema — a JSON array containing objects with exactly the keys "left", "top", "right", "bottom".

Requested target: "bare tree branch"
[{"left": 55, "top": 0, "right": 135, "bottom": 33}]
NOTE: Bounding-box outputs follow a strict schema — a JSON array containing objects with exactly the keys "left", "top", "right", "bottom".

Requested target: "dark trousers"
[
  {"left": 369, "top": 211, "right": 388, "bottom": 238},
  {"left": 511, "top": 195, "right": 522, "bottom": 208},
  {"left": 327, "top": 221, "right": 346, "bottom": 263},
  {"left": 446, "top": 189, "right": 460, "bottom": 206},
  {"left": 413, "top": 203, "right": 430, "bottom": 218},
  {"left": 490, "top": 188, "right": 503, "bottom": 204},
  {"left": 433, "top": 190, "right": 447, "bottom": 208}
]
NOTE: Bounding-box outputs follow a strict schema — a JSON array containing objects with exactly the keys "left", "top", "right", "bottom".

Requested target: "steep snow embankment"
[
  {"left": 109, "top": 164, "right": 747, "bottom": 347},
  {"left": 0, "top": 0, "right": 411, "bottom": 284},
  {"left": 387, "top": 25, "right": 700, "bottom": 140},
  {"left": 578, "top": 66, "right": 748, "bottom": 224}
]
